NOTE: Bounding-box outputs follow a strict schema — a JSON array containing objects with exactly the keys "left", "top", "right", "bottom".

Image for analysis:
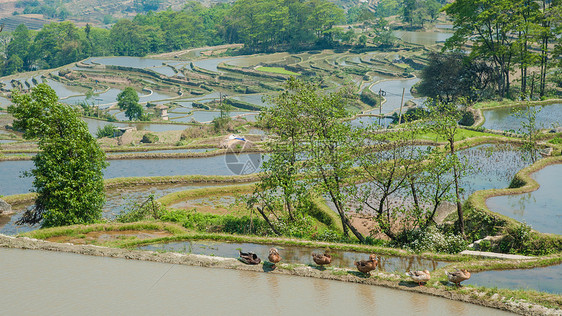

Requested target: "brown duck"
[
  {"left": 354, "top": 254, "right": 378, "bottom": 276},
  {"left": 406, "top": 270, "right": 431, "bottom": 286},
  {"left": 239, "top": 250, "right": 261, "bottom": 265},
  {"left": 268, "top": 248, "right": 281, "bottom": 268},
  {"left": 446, "top": 269, "right": 471, "bottom": 287},
  {"left": 312, "top": 253, "right": 332, "bottom": 266}
]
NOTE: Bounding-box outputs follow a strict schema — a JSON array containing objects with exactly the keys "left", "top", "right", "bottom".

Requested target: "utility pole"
[
  {"left": 398, "top": 87, "right": 405, "bottom": 125},
  {"left": 378, "top": 89, "right": 382, "bottom": 126}
]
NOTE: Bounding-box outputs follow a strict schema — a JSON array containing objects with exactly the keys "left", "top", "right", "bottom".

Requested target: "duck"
[
  {"left": 239, "top": 250, "right": 261, "bottom": 265},
  {"left": 446, "top": 269, "right": 471, "bottom": 287},
  {"left": 406, "top": 270, "right": 431, "bottom": 286},
  {"left": 312, "top": 252, "right": 332, "bottom": 266},
  {"left": 268, "top": 248, "right": 281, "bottom": 267},
  {"left": 354, "top": 254, "right": 378, "bottom": 276}
]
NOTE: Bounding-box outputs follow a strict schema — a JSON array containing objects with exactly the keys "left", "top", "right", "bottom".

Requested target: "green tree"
[
  {"left": 355, "top": 124, "right": 426, "bottom": 240},
  {"left": 117, "top": 87, "right": 143, "bottom": 120},
  {"left": 427, "top": 100, "right": 467, "bottom": 238},
  {"left": 292, "top": 79, "right": 365, "bottom": 242},
  {"left": 516, "top": 104, "right": 541, "bottom": 163},
  {"left": 5, "top": 24, "right": 31, "bottom": 71},
  {"left": 444, "top": 0, "right": 519, "bottom": 98},
  {"left": 9, "top": 84, "right": 107, "bottom": 227}
]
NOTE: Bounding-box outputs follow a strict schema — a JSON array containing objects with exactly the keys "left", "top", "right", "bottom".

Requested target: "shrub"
[
  {"left": 159, "top": 209, "right": 272, "bottom": 235},
  {"left": 393, "top": 226, "right": 468, "bottom": 254},
  {"left": 95, "top": 124, "right": 117, "bottom": 138},
  {"left": 116, "top": 195, "right": 166, "bottom": 222},
  {"left": 141, "top": 133, "right": 159, "bottom": 143},
  {"left": 458, "top": 110, "right": 475, "bottom": 126}
]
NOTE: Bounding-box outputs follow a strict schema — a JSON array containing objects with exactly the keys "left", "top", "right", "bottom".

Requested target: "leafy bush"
[
  {"left": 393, "top": 226, "right": 468, "bottom": 254},
  {"left": 116, "top": 195, "right": 166, "bottom": 222},
  {"left": 141, "top": 133, "right": 159, "bottom": 143},
  {"left": 458, "top": 110, "right": 475, "bottom": 126},
  {"left": 95, "top": 124, "right": 117, "bottom": 138},
  {"left": 360, "top": 88, "right": 379, "bottom": 107},
  {"left": 159, "top": 209, "right": 272, "bottom": 235}
]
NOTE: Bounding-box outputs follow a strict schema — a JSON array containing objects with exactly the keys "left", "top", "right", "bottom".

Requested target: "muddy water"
[
  {"left": 139, "top": 241, "right": 448, "bottom": 273},
  {"left": 486, "top": 163, "right": 562, "bottom": 234},
  {"left": 0, "top": 248, "right": 515, "bottom": 315},
  {"left": 482, "top": 103, "right": 562, "bottom": 131},
  {"left": 465, "top": 263, "right": 562, "bottom": 294}
]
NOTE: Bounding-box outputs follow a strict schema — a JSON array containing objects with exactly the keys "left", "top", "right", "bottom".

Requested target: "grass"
[
  {"left": 255, "top": 66, "right": 300, "bottom": 76},
  {"left": 21, "top": 222, "right": 187, "bottom": 240},
  {"left": 417, "top": 128, "right": 502, "bottom": 143},
  {"left": 157, "top": 184, "right": 255, "bottom": 206}
]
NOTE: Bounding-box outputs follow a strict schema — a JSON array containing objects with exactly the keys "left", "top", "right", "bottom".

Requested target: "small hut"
[{"left": 155, "top": 104, "right": 169, "bottom": 120}]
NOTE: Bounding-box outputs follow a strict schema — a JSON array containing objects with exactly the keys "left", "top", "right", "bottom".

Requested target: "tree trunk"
[
  {"left": 450, "top": 138, "right": 465, "bottom": 238},
  {"left": 256, "top": 206, "right": 281, "bottom": 235}
]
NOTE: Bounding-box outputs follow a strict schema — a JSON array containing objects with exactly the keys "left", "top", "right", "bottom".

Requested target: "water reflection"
[
  {"left": 482, "top": 103, "right": 562, "bottom": 131},
  {"left": 369, "top": 78, "right": 422, "bottom": 114},
  {"left": 486, "top": 163, "right": 562, "bottom": 234},
  {"left": 139, "top": 241, "right": 448, "bottom": 272},
  {"left": 0, "top": 248, "right": 515, "bottom": 315},
  {"left": 0, "top": 153, "right": 265, "bottom": 195},
  {"left": 465, "top": 264, "right": 561, "bottom": 294}
]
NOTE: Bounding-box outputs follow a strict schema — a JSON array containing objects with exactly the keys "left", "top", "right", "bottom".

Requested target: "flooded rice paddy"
[
  {"left": 139, "top": 240, "right": 448, "bottom": 272},
  {"left": 486, "top": 163, "right": 562, "bottom": 234},
  {"left": 0, "top": 153, "right": 265, "bottom": 195},
  {"left": 457, "top": 144, "right": 535, "bottom": 197},
  {"left": 0, "top": 248, "right": 514, "bottom": 315},
  {"left": 81, "top": 117, "right": 189, "bottom": 134},
  {"left": 481, "top": 103, "right": 562, "bottom": 131},
  {"left": 465, "top": 263, "right": 562, "bottom": 294},
  {"left": 0, "top": 184, "right": 223, "bottom": 235},
  {"left": 393, "top": 31, "right": 453, "bottom": 46},
  {"left": 369, "top": 78, "right": 423, "bottom": 114}
]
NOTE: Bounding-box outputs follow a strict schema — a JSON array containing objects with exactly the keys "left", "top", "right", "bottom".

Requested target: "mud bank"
[{"left": 0, "top": 234, "right": 557, "bottom": 316}]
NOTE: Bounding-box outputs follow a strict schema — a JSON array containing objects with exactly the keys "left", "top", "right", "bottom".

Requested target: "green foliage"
[
  {"left": 515, "top": 105, "right": 541, "bottom": 163},
  {"left": 360, "top": 87, "right": 380, "bottom": 107},
  {"left": 392, "top": 226, "right": 468, "bottom": 254},
  {"left": 140, "top": 133, "right": 159, "bottom": 143},
  {"left": 458, "top": 109, "right": 475, "bottom": 126},
  {"left": 346, "top": 4, "right": 375, "bottom": 24},
  {"left": 117, "top": 87, "right": 143, "bottom": 121},
  {"left": 8, "top": 84, "right": 107, "bottom": 227},
  {"left": 402, "top": 0, "right": 441, "bottom": 27},
  {"left": 95, "top": 124, "right": 117, "bottom": 138},
  {"left": 159, "top": 208, "right": 273, "bottom": 235},
  {"left": 255, "top": 77, "right": 365, "bottom": 242},
  {"left": 229, "top": 0, "right": 344, "bottom": 50},
  {"left": 116, "top": 195, "right": 166, "bottom": 222},
  {"left": 418, "top": 52, "right": 496, "bottom": 103},
  {"left": 391, "top": 107, "right": 429, "bottom": 123},
  {"left": 256, "top": 67, "right": 300, "bottom": 76}
]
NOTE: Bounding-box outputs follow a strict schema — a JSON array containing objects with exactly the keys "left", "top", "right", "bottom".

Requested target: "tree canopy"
[
  {"left": 1, "top": 0, "right": 345, "bottom": 75},
  {"left": 9, "top": 84, "right": 107, "bottom": 227},
  {"left": 117, "top": 87, "right": 143, "bottom": 121}
]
